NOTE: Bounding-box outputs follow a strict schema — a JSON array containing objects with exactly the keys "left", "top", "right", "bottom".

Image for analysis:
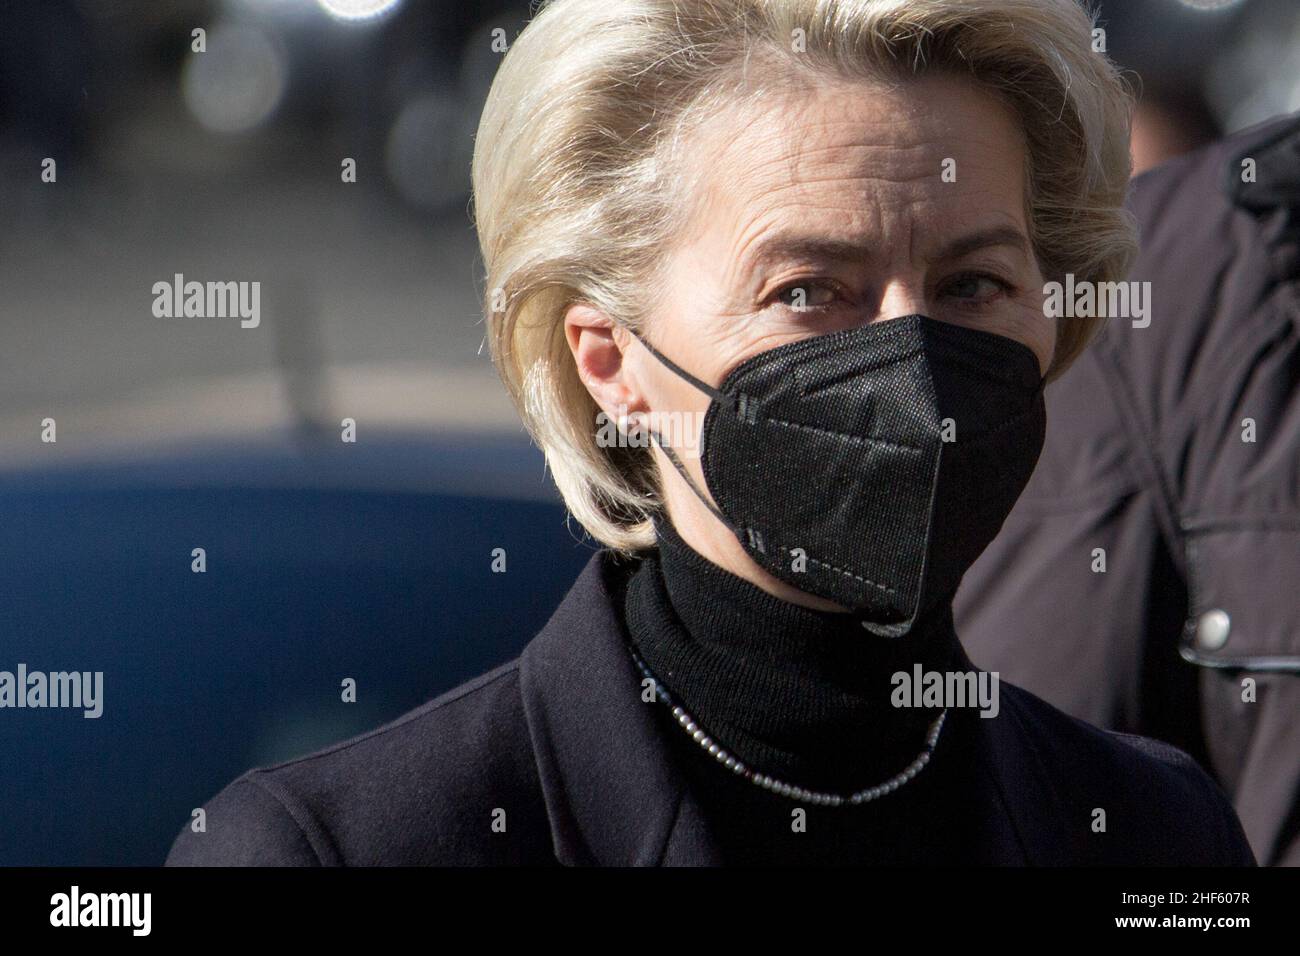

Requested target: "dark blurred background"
[{"left": 0, "top": 0, "right": 1296, "bottom": 865}]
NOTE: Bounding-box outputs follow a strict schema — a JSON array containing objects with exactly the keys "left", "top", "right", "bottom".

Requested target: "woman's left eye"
[{"left": 943, "top": 272, "right": 1012, "bottom": 303}]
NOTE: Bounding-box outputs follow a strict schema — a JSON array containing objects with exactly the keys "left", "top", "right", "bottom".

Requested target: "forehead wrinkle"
[
  {"left": 725, "top": 210, "right": 787, "bottom": 292},
  {"left": 754, "top": 132, "right": 949, "bottom": 187},
  {"left": 730, "top": 221, "right": 891, "bottom": 285},
  {"left": 732, "top": 144, "right": 962, "bottom": 234},
  {"left": 695, "top": 100, "right": 952, "bottom": 237},
  {"left": 685, "top": 82, "right": 1029, "bottom": 292},
  {"left": 723, "top": 187, "right": 950, "bottom": 282},
  {"left": 724, "top": 154, "right": 935, "bottom": 230}
]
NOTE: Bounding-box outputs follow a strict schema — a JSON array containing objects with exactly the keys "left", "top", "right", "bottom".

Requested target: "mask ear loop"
[
  {"left": 621, "top": 327, "right": 765, "bottom": 552},
  {"left": 625, "top": 327, "right": 729, "bottom": 405}
]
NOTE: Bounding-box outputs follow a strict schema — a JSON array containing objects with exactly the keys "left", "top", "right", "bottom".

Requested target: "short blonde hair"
[{"left": 471, "top": 0, "right": 1137, "bottom": 553}]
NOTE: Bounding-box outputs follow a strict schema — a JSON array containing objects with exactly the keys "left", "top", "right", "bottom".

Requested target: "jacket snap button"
[{"left": 1195, "top": 609, "right": 1231, "bottom": 651}]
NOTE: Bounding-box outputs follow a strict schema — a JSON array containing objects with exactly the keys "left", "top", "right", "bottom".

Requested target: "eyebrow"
[
  {"left": 742, "top": 225, "right": 1031, "bottom": 273},
  {"left": 933, "top": 226, "right": 1030, "bottom": 262}
]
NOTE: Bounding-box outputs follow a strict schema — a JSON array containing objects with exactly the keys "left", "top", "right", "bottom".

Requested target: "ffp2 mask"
[{"left": 625, "top": 314, "right": 1047, "bottom": 637}]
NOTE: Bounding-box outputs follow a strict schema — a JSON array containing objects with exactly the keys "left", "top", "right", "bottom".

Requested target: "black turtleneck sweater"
[{"left": 617, "top": 513, "right": 997, "bottom": 865}]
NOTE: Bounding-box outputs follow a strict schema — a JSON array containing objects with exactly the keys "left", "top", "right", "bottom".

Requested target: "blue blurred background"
[{"left": 1, "top": 0, "right": 1297, "bottom": 865}]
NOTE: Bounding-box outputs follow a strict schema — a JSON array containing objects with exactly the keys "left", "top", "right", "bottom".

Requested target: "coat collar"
[
  {"left": 518, "top": 549, "right": 1066, "bottom": 865},
  {"left": 518, "top": 549, "right": 721, "bottom": 864}
]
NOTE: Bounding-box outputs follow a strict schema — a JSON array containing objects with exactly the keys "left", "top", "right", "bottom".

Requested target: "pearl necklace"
[{"left": 628, "top": 645, "right": 948, "bottom": 808}]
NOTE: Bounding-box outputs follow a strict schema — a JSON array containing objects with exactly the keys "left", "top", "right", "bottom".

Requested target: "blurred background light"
[
  {"left": 316, "top": 0, "right": 402, "bottom": 22},
  {"left": 228, "top": 0, "right": 318, "bottom": 18},
  {"left": 181, "top": 22, "right": 287, "bottom": 134},
  {"left": 1176, "top": 0, "right": 1248, "bottom": 10},
  {"left": 384, "top": 91, "right": 474, "bottom": 210},
  {"left": 1204, "top": 0, "right": 1300, "bottom": 129}
]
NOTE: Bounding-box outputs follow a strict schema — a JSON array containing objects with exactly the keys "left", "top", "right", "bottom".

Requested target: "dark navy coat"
[{"left": 165, "top": 550, "right": 1256, "bottom": 866}]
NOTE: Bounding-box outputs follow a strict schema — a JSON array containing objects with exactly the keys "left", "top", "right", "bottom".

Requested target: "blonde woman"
[{"left": 168, "top": 0, "right": 1255, "bottom": 866}]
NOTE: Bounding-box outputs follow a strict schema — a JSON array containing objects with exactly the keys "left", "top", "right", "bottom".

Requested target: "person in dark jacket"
[
  {"left": 167, "top": 0, "right": 1256, "bottom": 866},
  {"left": 166, "top": 540, "right": 1254, "bottom": 866},
  {"left": 954, "top": 109, "right": 1300, "bottom": 867}
]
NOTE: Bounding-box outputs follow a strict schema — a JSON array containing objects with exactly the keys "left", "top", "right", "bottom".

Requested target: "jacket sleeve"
[
  {"left": 164, "top": 773, "right": 326, "bottom": 866},
  {"left": 1118, "top": 731, "right": 1258, "bottom": 866},
  {"left": 1200, "top": 762, "right": 1258, "bottom": 866},
  {"left": 1185, "top": 750, "right": 1259, "bottom": 867},
  {"left": 1216, "top": 795, "right": 1260, "bottom": 867}
]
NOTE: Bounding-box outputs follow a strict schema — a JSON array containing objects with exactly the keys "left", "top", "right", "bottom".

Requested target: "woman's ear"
[{"left": 564, "top": 302, "right": 650, "bottom": 428}]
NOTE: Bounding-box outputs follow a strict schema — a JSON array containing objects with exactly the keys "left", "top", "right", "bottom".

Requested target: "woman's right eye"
[{"left": 771, "top": 280, "right": 842, "bottom": 311}]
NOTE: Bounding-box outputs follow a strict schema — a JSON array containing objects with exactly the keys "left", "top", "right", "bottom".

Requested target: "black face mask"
[{"left": 625, "top": 314, "right": 1047, "bottom": 637}]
